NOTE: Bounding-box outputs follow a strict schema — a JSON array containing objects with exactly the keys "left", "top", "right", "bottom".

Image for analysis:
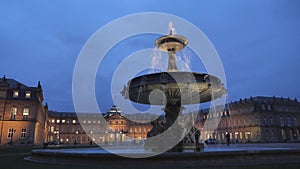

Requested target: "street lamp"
[
  {"left": 119, "top": 131, "right": 123, "bottom": 142},
  {"left": 75, "top": 131, "right": 79, "bottom": 144}
]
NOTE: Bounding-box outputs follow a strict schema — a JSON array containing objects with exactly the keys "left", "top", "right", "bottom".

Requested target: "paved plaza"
[{"left": 26, "top": 143, "right": 300, "bottom": 167}]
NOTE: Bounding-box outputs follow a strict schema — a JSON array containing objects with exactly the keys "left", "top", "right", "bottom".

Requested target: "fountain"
[
  {"left": 121, "top": 22, "right": 227, "bottom": 152},
  {"left": 25, "top": 22, "right": 300, "bottom": 167}
]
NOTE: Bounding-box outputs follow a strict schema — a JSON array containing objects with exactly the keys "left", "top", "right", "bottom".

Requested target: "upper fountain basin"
[{"left": 154, "top": 35, "right": 189, "bottom": 53}]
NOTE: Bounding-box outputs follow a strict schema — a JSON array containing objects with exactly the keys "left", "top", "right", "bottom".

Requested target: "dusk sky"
[{"left": 1, "top": 0, "right": 300, "bottom": 113}]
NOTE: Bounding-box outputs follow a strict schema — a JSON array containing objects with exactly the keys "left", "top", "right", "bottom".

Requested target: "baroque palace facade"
[
  {"left": 0, "top": 76, "right": 48, "bottom": 146},
  {"left": 1, "top": 77, "right": 300, "bottom": 146},
  {"left": 47, "top": 106, "right": 157, "bottom": 144},
  {"left": 199, "top": 96, "right": 300, "bottom": 143}
]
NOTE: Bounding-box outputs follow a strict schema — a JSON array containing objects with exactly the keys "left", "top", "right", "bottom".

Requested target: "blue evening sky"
[{"left": 1, "top": 0, "right": 300, "bottom": 112}]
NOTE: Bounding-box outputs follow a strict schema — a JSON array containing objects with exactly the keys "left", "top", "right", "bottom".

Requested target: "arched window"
[
  {"left": 10, "top": 107, "right": 17, "bottom": 119},
  {"left": 23, "top": 108, "right": 29, "bottom": 120}
]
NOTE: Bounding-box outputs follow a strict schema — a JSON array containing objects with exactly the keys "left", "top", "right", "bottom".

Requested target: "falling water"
[
  {"left": 151, "top": 47, "right": 191, "bottom": 73},
  {"left": 150, "top": 48, "right": 165, "bottom": 73},
  {"left": 177, "top": 48, "right": 191, "bottom": 71}
]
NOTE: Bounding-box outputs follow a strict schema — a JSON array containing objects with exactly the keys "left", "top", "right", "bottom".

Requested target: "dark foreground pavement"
[{"left": 25, "top": 143, "right": 300, "bottom": 168}]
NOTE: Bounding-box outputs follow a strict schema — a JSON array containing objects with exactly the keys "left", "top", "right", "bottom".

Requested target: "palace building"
[
  {"left": 1, "top": 77, "right": 300, "bottom": 146},
  {"left": 47, "top": 106, "right": 156, "bottom": 144},
  {"left": 198, "top": 96, "right": 300, "bottom": 143},
  {"left": 0, "top": 76, "right": 48, "bottom": 146}
]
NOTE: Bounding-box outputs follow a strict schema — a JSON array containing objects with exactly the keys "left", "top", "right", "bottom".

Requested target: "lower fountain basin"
[{"left": 25, "top": 144, "right": 300, "bottom": 167}]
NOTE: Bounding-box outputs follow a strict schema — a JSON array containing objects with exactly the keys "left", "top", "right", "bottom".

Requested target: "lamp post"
[
  {"left": 75, "top": 131, "right": 79, "bottom": 145},
  {"left": 105, "top": 131, "right": 108, "bottom": 144},
  {"left": 119, "top": 131, "right": 123, "bottom": 142},
  {"left": 90, "top": 131, "right": 94, "bottom": 145}
]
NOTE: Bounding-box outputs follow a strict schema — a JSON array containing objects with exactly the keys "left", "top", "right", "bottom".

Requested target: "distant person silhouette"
[{"left": 225, "top": 132, "right": 230, "bottom": 147}]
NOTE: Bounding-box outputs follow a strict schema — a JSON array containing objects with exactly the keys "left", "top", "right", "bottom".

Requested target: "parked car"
[{"left": 204, "top": 138, "right": 217, "bottom": 144}]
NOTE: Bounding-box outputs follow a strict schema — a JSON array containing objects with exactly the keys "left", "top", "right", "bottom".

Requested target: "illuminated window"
[
  {"left": 10, "top": 107, "right": 17, "bottom": 119},
  {"left": 21, "top": 128, "right": 26, "bottom": 138},
  {"left": 72, "top": 120, "right": 76, "bottom": 124},
  {"left": 23, "top": 108, "right": 29, "bottom": 119},
  {"left": 50, "top": 126, "right": 54, "bottom": 133},
  {"left": 245, "top": 132, "right": 251, "bottom": 139},
  {"left": 88, "top": 120, "right": 91, "bottom": 124},
  {"left": 83, "top": 120, "right": 86, "bottom": 124},
  {"left": 62, "top": 119, "right": 65, "bottom": 123},
  {"left": 51, "top": 119, "right": 55, "bottom": 123},
  {"left": 13, "top": 90, "right": 19, "bottom": 97},
  {"left": 56, "top": 119, "right": 60, "bottom": 123},
  {"left": 8, "top": 128, "right": 15, "bottom": 139},
  {"left": 25, "top": 91, "right": 31, "bottom": 98}
]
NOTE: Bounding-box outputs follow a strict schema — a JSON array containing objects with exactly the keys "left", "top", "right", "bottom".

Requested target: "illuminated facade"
[
  {"left": 1, "top": 76, "right": 299, "bottom": 146},
  {"left": 198, "top": 96, "right": 300, "bottom": 143},
  {"left": 47, "top": 106, "right": 155, "bottom": 144},
  {"left": 0, "top": 76, "right": 48, "bottom": 146}
]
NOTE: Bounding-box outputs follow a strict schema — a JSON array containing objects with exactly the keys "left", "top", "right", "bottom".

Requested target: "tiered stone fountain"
[{"left": 122, "top": 22, "right": 226, "bottom": 152}]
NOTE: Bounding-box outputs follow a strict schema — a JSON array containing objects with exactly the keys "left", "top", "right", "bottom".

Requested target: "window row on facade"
[
  {"left": 8, "top": 107, "right": 30, "bottom": 120},
  {"left": 12, "top": 90, "right": 31, "bottom": 98}
]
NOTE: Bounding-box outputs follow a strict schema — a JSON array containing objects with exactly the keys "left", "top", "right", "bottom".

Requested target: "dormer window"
[
  {"left": 25, "top": 91, "right": 31, "bottom": 98},
  {"left": 13, "top": 90, "right": 19, "bottom": 98}
]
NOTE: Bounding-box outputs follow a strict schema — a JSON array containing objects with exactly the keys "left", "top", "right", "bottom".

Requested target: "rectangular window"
[
  {"left": 287, "top": 117, "right": 291, "bottom": 126},
  {"left": 10, "top": 107, "right": 17, "bottom": 119},
  {"left": 8, "top": 128, "right": 14, "bottom": 139},
  {"left": 56, "top": 119, "right": 60, "bottom": 123},
  {"left": 51, "top": 119, "right": 55, "bottom": 123},
  {"left": 269, "top": 118, "right": 273, "bottom": 125},
  {"left": 21, "top": 128, "right": 26, "bottom": 138},
  {"left": 280, "top": 117, "right": 284, "bottom": 126},
  {"left": 72, "top": 120, "right": 76, "bottom": 124},
  {"left": 261, "top": 104, "right": 266, "bottom": 110},
  {"left": 13, "top": 90, "right": 19, "bottom": 97},
  {"left": 61, "top": 119, "right": 65, "bottom": 123},
  {"left": 267, "top": 105, "right": 271, "bottom": 111},
  {"left": 25, "top": 91, "right": 31, "bottom": 98},
  {"left": 23, "top": 108, "right": 29, "bottom": 120},
  {"left": 50, "top": 126, "right": 54, "bottom": 133},
  {"left": 245, "top": 132, "right": 251, "bottom": 140}
]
